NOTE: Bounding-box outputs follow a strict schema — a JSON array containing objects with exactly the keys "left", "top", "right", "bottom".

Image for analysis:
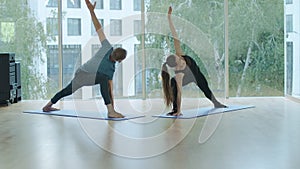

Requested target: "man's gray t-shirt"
[{"left": 79, "top": 39, "right": 115, "bottom": 80}]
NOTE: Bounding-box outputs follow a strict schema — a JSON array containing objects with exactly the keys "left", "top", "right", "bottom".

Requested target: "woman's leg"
[
  {"left": 193, "top": 72, "right": 226, "bottom": 108},
  {"left": 167, "top": 77, "right": 178, "bottom": 115}
]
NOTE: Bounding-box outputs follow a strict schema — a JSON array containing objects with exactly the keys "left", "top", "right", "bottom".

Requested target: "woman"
[{"left": 161, "top": 6, "right": 226, "bottom": 116}]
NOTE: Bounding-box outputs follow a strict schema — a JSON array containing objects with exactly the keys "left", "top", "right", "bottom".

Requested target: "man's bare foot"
[
  {"left": 42, "top": 106, "right": 60, "bottom": 112},
  {"left": 106, "top": 104, "right": 124, "bottom": 118},
  {"left": 108, "top": 111, "right": 124, "bottom": 118}
]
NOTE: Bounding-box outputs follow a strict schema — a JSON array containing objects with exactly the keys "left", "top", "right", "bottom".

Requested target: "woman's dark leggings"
[
  {"left": 171, "top": 71, "right": 214, "bottom": 112},
  {"left": 50, "top": 69, "right": 111, "bottom": 105}
]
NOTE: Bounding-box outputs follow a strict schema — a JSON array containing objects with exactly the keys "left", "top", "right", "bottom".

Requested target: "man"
[{"left": 42, "top": 0, "right": 126, "bottom": 118}]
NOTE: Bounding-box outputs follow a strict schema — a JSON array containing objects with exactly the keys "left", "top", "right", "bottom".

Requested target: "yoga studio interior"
[{"left": 0, "top": 0, "right": 299, "bottom": 169}]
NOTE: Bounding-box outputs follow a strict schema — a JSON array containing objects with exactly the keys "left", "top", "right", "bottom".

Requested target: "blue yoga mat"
[
  {"left": 23, "top": 109, "right": 145, "bottom": 121},
  {"left": 152, "top": 105, "right": 255, "bottom": 119}
]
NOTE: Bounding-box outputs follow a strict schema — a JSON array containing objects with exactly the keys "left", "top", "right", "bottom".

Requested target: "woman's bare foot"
[
  {"left": 214, "top": 102, "right": 227, "bottom": 108},
  {"left": 167, "top": 110, "right": 182, "bottom": 116}
]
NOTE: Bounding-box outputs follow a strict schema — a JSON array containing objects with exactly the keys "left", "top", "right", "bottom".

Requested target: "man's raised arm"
[{"left": 85, "top": 0, "right": 106, "bottom": 42}]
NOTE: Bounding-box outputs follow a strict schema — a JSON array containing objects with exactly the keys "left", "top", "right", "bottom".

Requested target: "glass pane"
[
  {"left": 46, "top": 0, "right": 58, "bottom": 7},
  {"left": 134, "top": 44, "right": 142, "bottom": 95},
  {"left": 67, "top": 18, "right": 81, "bottom": 36},
  {"left": 67, "top": 0, "right": 81, "bottom": 8},
  {"left": 92, "top": 0, "right": 104, "bottom": 9},
  {"left": 0, "top": 1, "right": 51, "bottom": 99},
  {"left": 133, "top": 20, "right": 141, "bottom": 35},
  {"left": 0, "top": 22, "right": 15, "bottom": 43},
  {"left": 46, "top": 17, "right": 58, "bottom": 36},
  {"left": 229, "top": 0, "right": 284, "bottom": 97},
  {"left": 91, "top": 19, "right": 103, "bottom": 36},
  {"left": 286, "top": 0, "right": 293, "bottom": 4},
  {"left": 110, "top": 19, "right": 122, "bottom": 36},
  {"left": 134, "top": 0, "right": 141, "bottom": 11},
  {"left": 1, "top": 0, "right": 287, "bottom": 102},
  {"left": 286, "top": 14, "right": 293, "bottom": 33},
  {"left": 110, "top": 0, "right": 121, "bottom": 10}
]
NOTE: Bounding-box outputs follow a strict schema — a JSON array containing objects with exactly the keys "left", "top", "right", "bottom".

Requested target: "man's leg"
[
  {"left": 43, "top": 82, "right": 80, "bottom": 112},
  {"left": 96, "top": 73, "right": 124, "bottom": 118},
  {"left": 42, "top": 69, "right": 93, "bottom": 112}
]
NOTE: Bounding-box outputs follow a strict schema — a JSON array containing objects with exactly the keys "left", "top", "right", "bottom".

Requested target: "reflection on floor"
[{"left": 0, "top": 97, "right": 299, "bottom": 169}]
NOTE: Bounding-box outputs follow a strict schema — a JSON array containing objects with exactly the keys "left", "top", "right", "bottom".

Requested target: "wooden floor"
[{"left": 0, "top": 97, "right": 300, "bottom": 169}]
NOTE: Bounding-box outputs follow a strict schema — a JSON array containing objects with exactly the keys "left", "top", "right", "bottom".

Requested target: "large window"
[
  {"left": 67, "top": 18, "right": 81, "bottom": 36},
  {"left": 0, "top": 0, "right": 288, "bottom": 100}
]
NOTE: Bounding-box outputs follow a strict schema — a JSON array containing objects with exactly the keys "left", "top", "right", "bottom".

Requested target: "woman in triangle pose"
[{"left": 161, "top": 6, "right": 227, "bottom": 116}]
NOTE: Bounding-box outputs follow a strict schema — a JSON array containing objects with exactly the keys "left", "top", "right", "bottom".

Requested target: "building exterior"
[
  {"left": 28, "top": 0, "right": 142, "bottom": 99},
  {"left": 285, "top": 0, "right": 300, "bottom": 98}
]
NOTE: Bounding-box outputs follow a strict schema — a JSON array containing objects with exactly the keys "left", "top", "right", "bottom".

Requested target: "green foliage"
[{"left": 228, "top": 0, "right": 284, "bottom": 96}]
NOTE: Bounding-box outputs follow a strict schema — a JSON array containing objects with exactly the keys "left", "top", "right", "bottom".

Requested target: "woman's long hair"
[{"left": 161, "top": 62, "right": 173, "bottom": 106}]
